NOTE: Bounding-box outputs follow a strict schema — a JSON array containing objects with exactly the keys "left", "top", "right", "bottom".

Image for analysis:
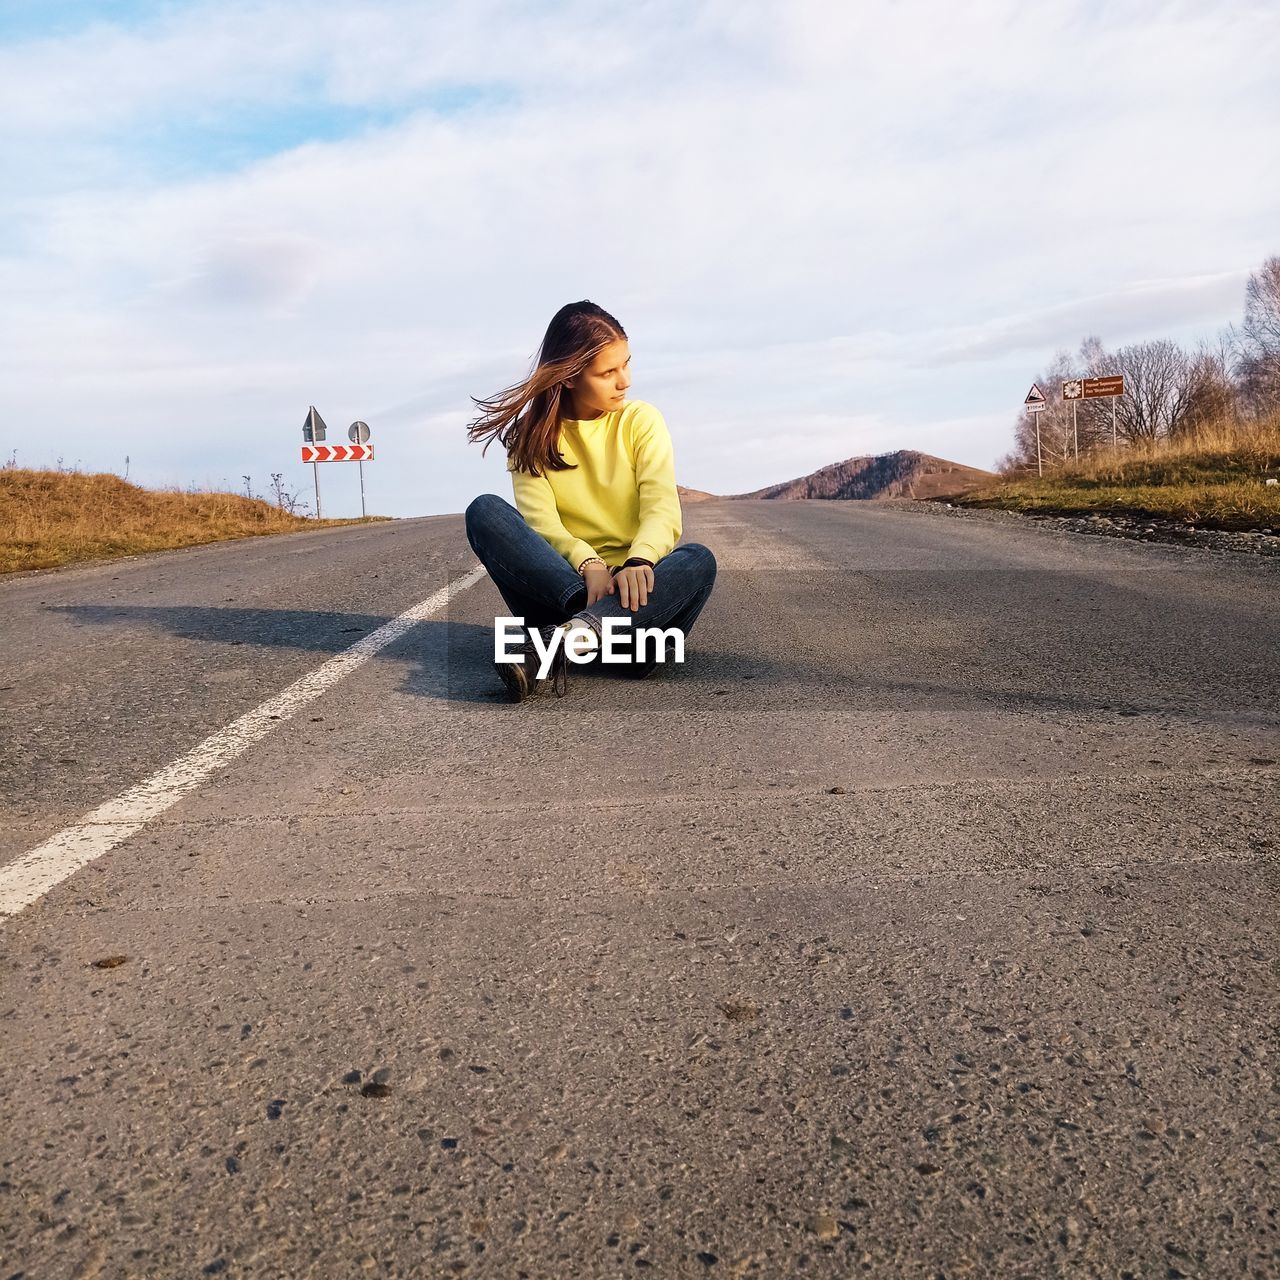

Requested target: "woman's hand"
[
  {"left": 582, "top": 563, "right": 616, "bottom": 607},
  {"left": 615, "top": 563, "right": 655, "bottom": 611}
]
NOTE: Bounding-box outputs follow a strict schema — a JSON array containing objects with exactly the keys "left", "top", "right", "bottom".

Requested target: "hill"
[
  {"left": 1, "top": 469, "right": 378, "bottom": 574},
  {"left": 677, "top": 484, "right": 717, "bottom": 503},
  {"left": 729, "top": 450, "right": 997, "bottom": 500}
]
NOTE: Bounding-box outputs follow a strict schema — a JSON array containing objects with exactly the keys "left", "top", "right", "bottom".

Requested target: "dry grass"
[
  {"left": 0, "top": 469, "right": 383, "bottom": 574},
  {"left": 952, "top": 415, "right": 1280, "bottom": 530}
]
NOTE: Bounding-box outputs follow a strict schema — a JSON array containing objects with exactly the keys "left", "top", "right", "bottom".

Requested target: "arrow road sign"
[{"left": 302, "top": 443, "right": 375, "bottom": 463}]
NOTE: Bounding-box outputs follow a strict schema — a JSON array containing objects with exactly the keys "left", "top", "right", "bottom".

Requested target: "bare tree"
[
  {"left": 1005, "top": 338, "right": 1130, "bottom": 470},
  {"left": 1006, "top": 347, "right": 1080, "bottom": 471},
  {"left": 268, "top": 472, "right": 310, "bottom": 516},
  {"left": 1075, "top": 333, "right": 1126, "bottom": 452},
  {"left": 1003, "top": 254, "right": 1280, "bottom": 471},
  {"left": 1223, "top": 256, "right": 1280, "bottom": 419},
  {"left": 1178, "top": 336, "right": 1238, "bottom": 436},
  {"left": 993, "top": 447, "right": 1025, "bottom": 475},
  {"left": 1243, "top": 255, "right": 1280, "bottom": 352},
  {"left": 1109, "top": 339, "right": 1196, "bottom": 442}
]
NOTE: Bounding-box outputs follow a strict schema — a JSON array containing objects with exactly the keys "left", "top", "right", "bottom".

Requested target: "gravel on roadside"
[{"left": 875, "top": 497, "right": 1280, "bottom": 558}]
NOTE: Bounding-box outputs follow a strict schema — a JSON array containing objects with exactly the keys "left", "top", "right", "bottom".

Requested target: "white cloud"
[
  {"left": 1, "top": 0, "right": 1277, "bottom": 515},
  {"left": 925, "top": 271, "right": 1252, "bottom": 365}
]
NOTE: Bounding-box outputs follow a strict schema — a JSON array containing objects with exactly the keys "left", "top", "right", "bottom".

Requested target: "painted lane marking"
[{"left": 0, "top": 566, "right": 486, "bottom": 919}]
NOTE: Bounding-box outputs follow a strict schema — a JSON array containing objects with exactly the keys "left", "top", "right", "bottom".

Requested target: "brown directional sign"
[{"left": 1082, "top": 376, "right": 1124, "bottom": 399}]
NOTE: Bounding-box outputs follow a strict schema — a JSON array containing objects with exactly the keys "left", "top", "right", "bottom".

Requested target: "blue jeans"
[{"left": 464, "top": 493, "right": 717, "bottom": 678}]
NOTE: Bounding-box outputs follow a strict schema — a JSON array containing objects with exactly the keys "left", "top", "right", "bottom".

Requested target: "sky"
[{"left": 2, "top": 0, "right": 1277, "bottom": 517}]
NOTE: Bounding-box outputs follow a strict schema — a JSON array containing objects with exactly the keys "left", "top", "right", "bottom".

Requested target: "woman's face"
[{"left": 565, "top": 339, "right": 631, "bottom": 418}]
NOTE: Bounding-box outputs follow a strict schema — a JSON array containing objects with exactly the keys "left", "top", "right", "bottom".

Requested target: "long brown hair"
[{"left": 466, "top": 301, "right": 628, "bottom": 476}]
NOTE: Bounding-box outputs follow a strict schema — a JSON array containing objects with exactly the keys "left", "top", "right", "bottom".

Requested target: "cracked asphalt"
[{"left": 1, "top": 499, "right": 1277, "bottom": 1278}]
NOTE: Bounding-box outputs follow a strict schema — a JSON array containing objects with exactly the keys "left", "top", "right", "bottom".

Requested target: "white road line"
[{"left": 0, "top": 565, "right": 487, "bottom": 919}]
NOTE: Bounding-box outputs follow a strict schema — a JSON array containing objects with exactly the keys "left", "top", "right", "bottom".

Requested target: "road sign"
[
  {"left": 302, "top": 443, "right": 374, "bottom": 463},
  {"left": 1025, "top": 383, "right": 1047, "bottom": 406},
  {"left": 346, "top": 422, "right": 372, "bottom": 517},
  {"left": 302, "top": 406, "right": 328, "bottom": 443},
  {"left": 1082, "top": 375, "right": 1125, "bottom": 399},
  {"left": 1025, "top": 400, "right": 1046, "bottom": 412},
  {"left": 1062, "top": 379, "right": 1083, "bottom": 400}
]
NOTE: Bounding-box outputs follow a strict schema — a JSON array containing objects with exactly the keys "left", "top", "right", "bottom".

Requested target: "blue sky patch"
[
  {"left": 110, "top": 83, "right": 516, "bottom": 179},
  {"left": 0, "top": 0, "right": 171, "bottom": 42}
]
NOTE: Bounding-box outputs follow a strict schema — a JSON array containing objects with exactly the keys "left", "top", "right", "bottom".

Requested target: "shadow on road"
[
  {"left": 43, "top": 603, "right": 1280, "bottom": 728},
  {"left": 45, "top": 604, "right": 793, "bottom": 706},
  {"left": 48, "top": 604, "right": 396, "bottom": 655}
]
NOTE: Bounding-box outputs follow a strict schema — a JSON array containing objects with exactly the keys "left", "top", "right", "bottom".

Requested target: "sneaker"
[{"left": 494, "top": 622, "right": 569, "bottom": 702}]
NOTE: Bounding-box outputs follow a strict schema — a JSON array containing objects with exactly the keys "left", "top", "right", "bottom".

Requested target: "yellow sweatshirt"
[{"left": 508, "top": 399, "right": 683, "bottom": 570}]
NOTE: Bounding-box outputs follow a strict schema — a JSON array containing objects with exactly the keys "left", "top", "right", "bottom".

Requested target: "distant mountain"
[
  {"left": 677, "top": 484, "right": 717, "bottom": 503},
  {"left": 728, "top": 450, "right": 997, "bottom": 501}
]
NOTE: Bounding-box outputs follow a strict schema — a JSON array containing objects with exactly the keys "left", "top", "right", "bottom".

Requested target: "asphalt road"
[{"left": 1, "top": 499, "right": 1277, "bottom": 1279}]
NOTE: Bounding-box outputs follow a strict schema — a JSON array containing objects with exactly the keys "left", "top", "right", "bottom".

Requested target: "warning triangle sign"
[
  {"left": 1024, "top": 384, "right": 1046, "bottom": 405},
  {"left": 302, "top": 405, "right": 329, "bottom": 443}
]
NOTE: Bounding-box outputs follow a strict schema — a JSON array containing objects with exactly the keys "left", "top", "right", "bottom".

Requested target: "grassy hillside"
[
  {"left": 1, "top": 469, "right": 382, "bottom": 574},
  {"left": 949, "top": 416, "right": 1280, "bottom": 530}
]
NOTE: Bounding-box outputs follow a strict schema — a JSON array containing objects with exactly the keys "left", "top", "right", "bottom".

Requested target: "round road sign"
[{"left": 348, "top": 421, "right": 371, "bottom": 444}]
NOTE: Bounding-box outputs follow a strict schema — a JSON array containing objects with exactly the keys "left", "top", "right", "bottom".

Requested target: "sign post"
[
  {"left": 1062, "top": 377, "right": 1125, "bottom": 457},
  {"left": 302, "top": 406, "right": 329, "bottom": 517},
  {"left": 300, "top": 410, "right": 376, "bottom": 516},
  {"left": 349, "top": 421, "right": 371, "bottom": 518},
  {"left": 300, "top": 411, "right": 374, "bottom": 516},
  {"left": 1024, "top": 384, "right": 1047, "bottom": 476},
  {"left": 1062, "top": 380, "right": 1083, "bottom": 459},
  {"left": 1082, "top": 375, "right": 1125, "bottom": 449}
]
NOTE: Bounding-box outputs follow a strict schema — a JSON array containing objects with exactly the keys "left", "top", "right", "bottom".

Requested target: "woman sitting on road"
[{"left": 465, "top": 300, "right": 717, "bottom": 702}]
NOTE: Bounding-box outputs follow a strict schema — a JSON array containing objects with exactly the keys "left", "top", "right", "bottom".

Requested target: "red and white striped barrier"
[{"left": 301, "top": 443, "right": 375, "bottom": 463}]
